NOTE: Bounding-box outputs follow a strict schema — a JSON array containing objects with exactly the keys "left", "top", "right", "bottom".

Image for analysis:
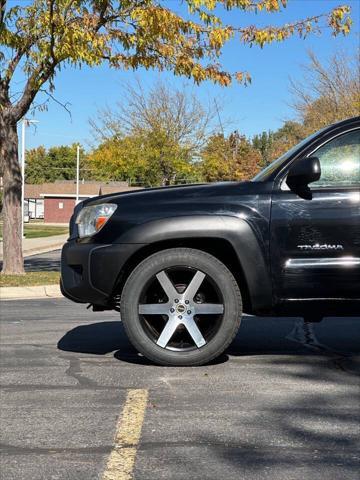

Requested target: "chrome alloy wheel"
[{"left": 138, "top": 267, "right": 224, "bottom": 350}]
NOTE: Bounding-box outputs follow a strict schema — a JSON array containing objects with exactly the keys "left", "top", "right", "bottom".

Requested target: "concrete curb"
[
  {"left": 0, "top": 284, "right": 63, "bottom": 300},
  {"left": 23, "top": 243, "right": 64, "bottom": 258}
]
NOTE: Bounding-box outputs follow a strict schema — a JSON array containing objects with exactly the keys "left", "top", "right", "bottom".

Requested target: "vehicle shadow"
[
  {"left": 57, "top": 320, "right": 228, "bottom": 366},
  {"left": 57, "top": 315, "right": 360, "bottom": 365}
]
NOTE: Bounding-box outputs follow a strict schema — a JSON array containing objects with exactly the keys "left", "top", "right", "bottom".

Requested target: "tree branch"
[
  {"left": 38, "top": 88, "right": 72, "bottom": 119},
  {"left": 11, "top": 60, "right": 57, "bottom": 121},
  {"left": 48, "top": 0, "right": 56, "bottom": 66},
  {"left": 0, "top": 0, "right": 6, "bottom": 27}
]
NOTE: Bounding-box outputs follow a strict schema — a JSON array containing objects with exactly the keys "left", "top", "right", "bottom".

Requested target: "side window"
[{"left": 311, "top": 129, "right": 360, "bottom": 188}]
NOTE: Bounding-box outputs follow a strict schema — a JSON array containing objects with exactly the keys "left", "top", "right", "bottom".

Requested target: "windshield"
[{"left": 252, "top": 127, "right": 327, "bottom": 182}]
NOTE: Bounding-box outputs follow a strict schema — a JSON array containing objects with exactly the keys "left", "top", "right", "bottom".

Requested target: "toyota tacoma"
[{"left": 61, "top": 116, "right": 360, "bottom": 365}]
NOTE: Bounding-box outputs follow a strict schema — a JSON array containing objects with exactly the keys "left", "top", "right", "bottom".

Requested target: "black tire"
[{"left": 120, "top": 248, "right": 242, "bottom": 366}]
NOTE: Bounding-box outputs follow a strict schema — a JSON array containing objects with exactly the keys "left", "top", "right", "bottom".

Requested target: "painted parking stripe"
[{"left": 102, "top": 389, "right": 148, "bottom": 480}]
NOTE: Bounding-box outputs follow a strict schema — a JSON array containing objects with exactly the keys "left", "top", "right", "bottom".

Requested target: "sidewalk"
[
  {"left": 30, "top": 222, "right": 69, "bottom": 227},
  {"left": 0, "top": 284, "right": 62, "bottom": 300},
  {"left": 0, "top": 233, "right": 68, "bottom": 260}
]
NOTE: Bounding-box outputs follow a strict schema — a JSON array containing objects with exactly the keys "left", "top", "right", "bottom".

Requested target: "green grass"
[
  {"left": 0, "top": 224, "right": 68, "bottom": 239},
  {"left": 22, "top": 224, "right": 68, "bottom": 238},
  {"left": 0, "top": 271, "right": 60, "bottom": 287}
]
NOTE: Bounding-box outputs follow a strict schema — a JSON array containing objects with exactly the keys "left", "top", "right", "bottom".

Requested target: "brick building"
[{"left": 25, "top": 181, "right": 141, "bottom": 223}]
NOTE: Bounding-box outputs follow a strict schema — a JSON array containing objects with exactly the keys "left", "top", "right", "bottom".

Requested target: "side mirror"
[{"left": 286, "top": 156, "right": 321, "bottom": 200}]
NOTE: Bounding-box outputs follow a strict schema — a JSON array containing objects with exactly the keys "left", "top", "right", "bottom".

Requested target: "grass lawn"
[
  {"left": 0, "top": 271, "right": 60, "bottom": 287},
  {"left": 0, "top": 224, "right": 68, "bottom": 239}
]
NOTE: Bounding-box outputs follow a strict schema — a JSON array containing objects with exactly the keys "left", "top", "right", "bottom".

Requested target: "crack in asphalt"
[
  {"left": 0, "top": 384, "right": 131, "bottom": 392},
  {"left": 0, "top": 443, "right": 111, "bottom": 455},
  {"left": 286, "top": 320, "right": 358, "bottom": 376},
  {"left": 61, "top": 355, "right": 99, "bottom": 387},
  {"left": 1, "top": 441, "right": 359, "bottom": 457}
]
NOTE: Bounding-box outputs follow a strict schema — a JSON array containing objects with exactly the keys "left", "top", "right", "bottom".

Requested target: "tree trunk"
[{"left": 0, "top": 112, "right": 24, "bottom": 275}]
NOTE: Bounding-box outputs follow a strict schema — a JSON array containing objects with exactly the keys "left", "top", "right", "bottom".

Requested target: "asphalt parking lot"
[{"left": 0, "top": 298, "right": 359, "bottom": 480}]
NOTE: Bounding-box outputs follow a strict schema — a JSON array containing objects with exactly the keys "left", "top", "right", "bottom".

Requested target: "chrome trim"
[
  {"left": 286, "top": 298, "right": 359, "bottom": 301},
  {"left": 285, "top": 257, "right": 360, "bottom": 269}
]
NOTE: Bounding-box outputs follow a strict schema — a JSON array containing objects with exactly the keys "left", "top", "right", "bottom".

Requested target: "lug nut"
[
  {"left": 187, "top": 310, "right": 191, "bottom": 315},
  {"left": 175, "top": 299, "right": 179, "bottom": 303},
  {"left": 170, "top": 308, "right": 175, "bottom": 313},
  {"left": 185, "top": 300, "right": 189, "bottom": 304},
  {"left": 178, "top": 315, "right": 182, "bottom": 320}
]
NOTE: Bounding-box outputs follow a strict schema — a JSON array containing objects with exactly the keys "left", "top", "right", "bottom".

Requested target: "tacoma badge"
[{"left": 297, "top": 244, "right": 344, "bottom": 251}]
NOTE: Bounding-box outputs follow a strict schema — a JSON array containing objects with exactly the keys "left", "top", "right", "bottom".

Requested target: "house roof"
[{"left": 25, "top": 182, "right": 141, "bottom": 199}]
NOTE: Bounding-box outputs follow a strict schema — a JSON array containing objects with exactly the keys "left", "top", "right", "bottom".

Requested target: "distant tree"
[
  {"left": 0, "top": 0, "right": 352, "bottom": 273},
  {"left": 252, "top": 131, "right": 274, "bottom": 167},
  {"left": 200, "top": 132, "right": 261, "bottom": 181},
  {"left": 252, "top": 50, "right": 360, "bottom": 166},
  {"left": 139, "top": 129, "right": 201, "bottom": 186},
  {"left": 199, "top": 134, "right": 231, "bottom": 181},
  {"left": 90, "top": 81, "right": 215, "bottom": 185},
  {"left": 25, "top": 144, "right": 87, "bottom": 184},
  {"left": 88, "top": 131, "right": 200, "bottom": 187},
  {"left": 270, "top": 120, "right": 305, "bottom": 158},
  {"left": 88, "top": 136, "right": 149, "bottom": 184},
  {"left": 253, "top": 120, "right": 307, "bottom": 164},
  {"left": 24, "top": 146, "right": 48, "bottom": 184},
  {"left": 290, "top": 49, "right": 360, "bottom": 133},
  {"left": 231, "top": 132, "right": 262, "bottom": 180}
]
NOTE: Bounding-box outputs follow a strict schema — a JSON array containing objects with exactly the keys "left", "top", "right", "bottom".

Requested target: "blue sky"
[{"left": 18, "top": 0, "right": 359, "bottom": 150}]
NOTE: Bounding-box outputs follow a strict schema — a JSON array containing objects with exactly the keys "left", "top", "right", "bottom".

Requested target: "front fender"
[{"left": 117, "top": 215, "right": 272, "bottom": 312}]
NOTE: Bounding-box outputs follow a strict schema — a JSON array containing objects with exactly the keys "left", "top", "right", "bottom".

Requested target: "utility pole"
[
  {"left": 21, "top": 118, "right": 38, "bottom": 239},
  {"left": 75, "top": 145, "right": 80, "bottom": 204},
  {"left": 21, "top": 120, "right": 26, "bottom": 239}
]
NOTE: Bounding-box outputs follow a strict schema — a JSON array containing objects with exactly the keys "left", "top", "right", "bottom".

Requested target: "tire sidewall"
[{"left": 121, "top": 248, "right": 242, "bottom": 366}]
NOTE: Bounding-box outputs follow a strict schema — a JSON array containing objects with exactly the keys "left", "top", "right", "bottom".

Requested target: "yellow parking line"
[{"left": 102, "top": 389, "right": 149, "bottom": 480}]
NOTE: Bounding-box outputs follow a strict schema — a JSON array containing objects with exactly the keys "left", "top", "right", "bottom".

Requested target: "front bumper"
[{"left": 61, "top": 240, "right": 145, "bottom": 306}]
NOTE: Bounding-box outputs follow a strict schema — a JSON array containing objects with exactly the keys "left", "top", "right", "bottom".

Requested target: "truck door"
[{"left": 270, "top": 128, "right": 360, "bottom": 300}]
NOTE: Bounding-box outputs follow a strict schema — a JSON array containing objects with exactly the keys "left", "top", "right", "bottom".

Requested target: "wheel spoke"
[
  {"left": 139, "top": 303, "right": 170, "bottom": 315},
  {"left": 156, "top": 271, "right": 178, "bottom": 300},
  {"left": 195, "top": 303, "right": 224, "bottom": 315},
  {"left": 156, "top": 317, "right": 180, "bottom": 348},
  {"left": 183, "top": 318, "right": 206, "bottom": 348},
  {"left": 140, "top": 265, "right": 223, "bottom": 352},
  {"left": 184, "top": 270, "right": 206, "bottom": 300}
]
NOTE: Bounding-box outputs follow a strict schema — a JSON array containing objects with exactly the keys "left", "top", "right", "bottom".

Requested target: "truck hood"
[
  {"left": 84, "top": 181, "right": 269, "bottom": 207},
  {"left": 71, "top": 180, "right": 273, "bottom": 242}
]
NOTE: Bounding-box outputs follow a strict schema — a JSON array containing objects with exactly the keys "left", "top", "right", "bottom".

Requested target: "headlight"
[{"left": 75, "top": 203, "right": 117, "bottom": 238}]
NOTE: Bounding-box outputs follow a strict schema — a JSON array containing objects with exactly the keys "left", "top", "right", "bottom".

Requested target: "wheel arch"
[{"left": 112, "top": 215, "right": 272, "bottom": 314}]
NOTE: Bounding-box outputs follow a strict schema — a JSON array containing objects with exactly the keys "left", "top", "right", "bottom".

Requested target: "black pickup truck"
[{"left": 61, "top": 117, "right": 360, "bottom": 365}]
